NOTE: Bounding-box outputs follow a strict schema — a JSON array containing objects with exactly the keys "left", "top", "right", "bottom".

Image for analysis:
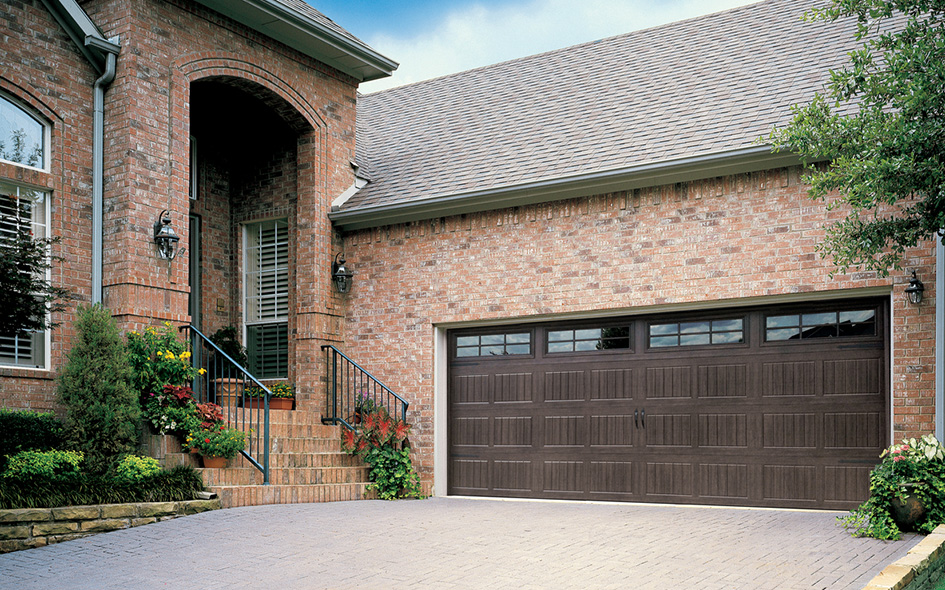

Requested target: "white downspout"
[{"left": 91, "top": 47, "right": 116, "bottom": 304}]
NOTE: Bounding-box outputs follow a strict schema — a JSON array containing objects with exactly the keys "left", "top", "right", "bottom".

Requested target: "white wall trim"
[{"left": 433, "top": 325, "right": 448, "bottom": 497}]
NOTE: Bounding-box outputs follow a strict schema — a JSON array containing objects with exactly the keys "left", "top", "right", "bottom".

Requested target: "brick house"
[{"left": 0, "top": 0, "right": 940, "bottom": 509}]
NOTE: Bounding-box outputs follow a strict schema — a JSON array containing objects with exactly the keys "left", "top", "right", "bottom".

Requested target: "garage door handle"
[
  {"left": 641, "top": 408, "right": 645, "bottom": 429},
  {"left": 634, "top": 409, "right": 639, "bottom": 429}
]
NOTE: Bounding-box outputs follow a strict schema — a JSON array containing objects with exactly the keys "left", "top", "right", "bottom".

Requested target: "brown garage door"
[{"left": 448, "top": 298, "right": 888, "bottom": 509}]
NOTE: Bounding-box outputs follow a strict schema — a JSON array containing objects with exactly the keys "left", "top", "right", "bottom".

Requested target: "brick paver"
[{"left": 0, "top": 497, "right": 922, "bottom": 589}]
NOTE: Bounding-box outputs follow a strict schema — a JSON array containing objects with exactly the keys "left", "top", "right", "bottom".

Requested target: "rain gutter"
[{"left": 329, "top": 145, "right": 805, "bottom": 231}]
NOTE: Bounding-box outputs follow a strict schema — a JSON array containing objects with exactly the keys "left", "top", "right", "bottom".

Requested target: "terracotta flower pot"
[
  {"left": 246, "top": 397, "right": 294, "bottom": 410},
  {"left": 201, "top": 455, "right": 227, "bottom": 469},
  {"left": 213, "top": 377, "right": 243, "bottom": 407}
]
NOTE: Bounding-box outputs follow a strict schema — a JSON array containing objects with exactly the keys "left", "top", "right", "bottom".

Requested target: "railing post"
[{"left": 263, "top": 389, "right": 270, "bottom": 485}]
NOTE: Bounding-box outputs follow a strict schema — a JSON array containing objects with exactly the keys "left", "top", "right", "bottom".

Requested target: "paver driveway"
[{"left": 0, "top": 497, "right": 922, "bottom": 589}]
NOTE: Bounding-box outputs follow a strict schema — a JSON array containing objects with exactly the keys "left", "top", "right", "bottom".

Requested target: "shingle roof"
[{"left": 347, "top": 0, "right": 863, "bottom": 216}]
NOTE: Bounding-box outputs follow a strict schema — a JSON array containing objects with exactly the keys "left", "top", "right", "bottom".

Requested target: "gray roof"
[{"left": 341, "top": 0, "right": 866, "bottom": 228}]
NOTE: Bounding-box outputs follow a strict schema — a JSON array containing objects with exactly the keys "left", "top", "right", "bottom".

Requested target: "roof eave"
[
  {"left": 194, "top": 0, "right": 398, "bottom": 81},
  {"left": 329, "top": 146, "right": 806, "bottom": 231},
  {"left": 39, "top": 0, "right": 120, "bottom": 73}
]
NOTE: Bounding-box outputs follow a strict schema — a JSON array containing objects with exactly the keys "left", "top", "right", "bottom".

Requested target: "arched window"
[{"left": 0, "top": 94, "right": 46, "bottom": 169}]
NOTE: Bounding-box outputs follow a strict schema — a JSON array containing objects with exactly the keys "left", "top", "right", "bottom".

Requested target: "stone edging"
[
  {"left": 0, "top": 499, "right": 221, "bottom": 553},
  {"left": 862, "top": 525, "right": 945, "bottom": 590}
]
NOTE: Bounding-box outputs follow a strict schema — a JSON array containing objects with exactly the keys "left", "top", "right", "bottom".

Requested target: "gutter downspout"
[{"left": 91, "top": 47, "right": 116, "bottom": 304}]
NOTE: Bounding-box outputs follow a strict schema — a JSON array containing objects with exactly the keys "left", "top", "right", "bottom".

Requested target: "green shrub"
[
  {"left": 57, "top": 304, "right": 140, "bottom": 474},
  {"left": 341, "top": 409, "right": 423, "bottom": 500},
  {"left": 3, "top": 450, "right": 83, "bottom": 479},
  {"left": 0, "top": 409, "right": 65, "bottom": 472},
  {"left": 0, "top": 465, "right": 205, "bottom": 509},
  {"left": 115, "top": 455, "right": 162, "bottom": 482}
]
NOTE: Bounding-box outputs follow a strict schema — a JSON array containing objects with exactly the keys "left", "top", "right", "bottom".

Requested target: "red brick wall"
[
  {"left": 2, "top": 0, "right": 357, "bottom": 410},
  {"left": 0, "top": 0, "right": 99, "bottom": 412},
  {"left": 342, "top": 167, "right": 938, "bottom": 489}
]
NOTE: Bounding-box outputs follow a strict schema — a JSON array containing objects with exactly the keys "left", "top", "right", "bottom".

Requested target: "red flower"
[{"left": 204, "top": 438, "right": 211, "bottom": 444}]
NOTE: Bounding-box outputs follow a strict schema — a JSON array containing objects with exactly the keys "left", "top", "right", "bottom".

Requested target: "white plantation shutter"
[
  {"left": 0, "top": 181, "right": 49, "bottom": 368},
  {"left": 244, "top": 219, "right": 288, "bottom": 378}
]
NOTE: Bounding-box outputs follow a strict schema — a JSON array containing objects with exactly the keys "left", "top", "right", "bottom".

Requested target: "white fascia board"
[
  {"left": 194, "top": 0, "right": 397, "bottom": 81},
  {"left": 329, "top": 146, "right": 807, "bottom": 231}
]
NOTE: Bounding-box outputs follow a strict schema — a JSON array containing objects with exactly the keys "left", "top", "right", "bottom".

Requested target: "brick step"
[
  {"left": 199, "top": 466, "right": 262, "bottom": 486},
  {"left": 211, "top": 483, "right": 375, "bottom": 508},
  {"left": 260, "top": 423, "right": 343, "bottom": 439},
  {"left": 268, "top": 452, "right": 361, "bottom": 468},
  {"left": 270, "top": 437, "right": 342, "bottom": 454},
  {"left": 198, "top": 464, "right": 369, "bottom": 487}
]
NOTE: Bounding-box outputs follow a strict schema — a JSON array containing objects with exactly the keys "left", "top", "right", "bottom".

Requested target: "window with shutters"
[
  {"left": 243, "top": 219, "right": 288, "bottom": 379},
  {"left": 0, "top": 182, "right": 50, "bottom": 369}
]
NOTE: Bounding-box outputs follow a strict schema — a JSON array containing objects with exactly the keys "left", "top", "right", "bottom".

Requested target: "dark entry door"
[{"left": 448, "top": 299, "right": 888, "bottom": 509}]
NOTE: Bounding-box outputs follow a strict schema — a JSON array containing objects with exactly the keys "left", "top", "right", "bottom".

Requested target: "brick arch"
[
  {"left": 0, "top": 76, "right": 63, "bottom": 129},
  {"left": 174, "top": 54, "right": 326, "bottom": 131}
]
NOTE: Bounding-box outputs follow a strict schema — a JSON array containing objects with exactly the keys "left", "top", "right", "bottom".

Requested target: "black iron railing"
[
  {"left": 181, "top": 325, "right": 270, "bottom": 484},
  {"left": 321, "top": 345, "right": 409, "bottom": 429}
]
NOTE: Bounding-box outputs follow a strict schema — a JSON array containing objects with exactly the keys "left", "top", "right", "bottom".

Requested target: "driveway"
[{"left": 0, "top": 497, "right": 921, "bottom": 589}]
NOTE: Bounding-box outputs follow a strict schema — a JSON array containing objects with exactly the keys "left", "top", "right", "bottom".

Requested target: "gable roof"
[
  {"left": 194, "top": 0, "right": 397, "bottom": 81},
  {"left": 336, "top": 0, "right": 865, "bottom": 230}
]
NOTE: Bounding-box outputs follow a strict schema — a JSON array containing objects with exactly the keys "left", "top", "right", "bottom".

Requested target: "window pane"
[
  {"left": 651, "top": 335, "right": 677, "bottom": 347},
  {"left": 481, "top": 345, "right": 503, "bottom": 356},
  {"left": 766, "top": 315, "right": 797, "bottom": 328},
  {"left": 505, "top": 344, "right": 530, "bottom": 355},
  {"left": 650, "top": 323, "right": 677, "bottom": 336},
  {"left": 456, "top": 347, "right": 478, "bottom": 357},
  {"left": 506, "top": 333, "right": 530, "bottom": 344},
  {"left": 547, "top": 330, "right": 571, "bottom": 342},
  {"left": 712, "top": 331, "right": 743, "bottom": 344},
  {"left": 0, "top": 95, "right": 44, "bottom": 168},
  {"left": 480, "top": 334, "right": 504, "bottom": 345},
  {"left": 680, "top": 321, "right": 709, "bottom": 334},
  {"left": 680, "top": 333, "right": 711, "bottom": 346},
  {"left": 247, "top": 323, "right": 287, "bottom": 379},
  {"left": 767, "top": 327, "right": 800, "bottom": 341},
  {"left": 802, "top": 312, "right": 836, "bottom": 327},
  {"left": 713, "top": 319, "right": 743, "bottom": 331},
  {"left": 574, "top": 340, "right": 599, "bottom": 352},
  {"left": 840, "top": 310, "right": 875, "bottom": 323},
  {"left": 575, "top": 328, "right": 601, "bottom": 340},
  {"left": 548, "top": 341, "right": 572, "bottom": 353}
]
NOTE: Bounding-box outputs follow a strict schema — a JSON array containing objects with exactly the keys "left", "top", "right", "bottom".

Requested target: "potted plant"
[
  {"left": 245, "top": 382, "right": 295, "bottom": 410},
  {"left": 188, "top": 423, "right": 246, "bottom": 468},
  {"left": 341, "top": 408, "right": 423, "bottom": 500},
  {"left": 208, "top": 326, "right": 248, "bottom": 407},
  {"left": 350, "top": 390, "right": 376, "bottom": 424},
  {"left": 838, "top": 434, "right": 945, "bottom": 539}
]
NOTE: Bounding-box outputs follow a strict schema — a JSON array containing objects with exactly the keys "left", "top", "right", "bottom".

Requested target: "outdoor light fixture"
[
  {"left": 332, "top": 253, "right": 353, "bottom": 293},
  {"left": 153, "top": 210, "right": 180, "bottom": 260},
  {"left": 905, "top": 270, "right": 925, "bottom": 305}
]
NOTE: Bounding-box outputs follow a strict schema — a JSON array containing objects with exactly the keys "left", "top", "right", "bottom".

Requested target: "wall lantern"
[
  {"left": 905, "top": 270, "right": 925, "bottom": 305},
  {"left": 332, "top": 253, "right": 353, "bottom": 293},
  {"left": 153, "top": 210, "right": 180, "bottom": 260}
]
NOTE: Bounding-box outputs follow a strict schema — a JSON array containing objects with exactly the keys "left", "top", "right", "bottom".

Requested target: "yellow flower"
[
  {"left": 163, "top": 322, "right": 173, "bottom": 327},
  {"left": 181, "top": 351, "right": 191, "bottom": 359},
  {"left": 198, "top": 368, "right": 207, "bottom": 375}
]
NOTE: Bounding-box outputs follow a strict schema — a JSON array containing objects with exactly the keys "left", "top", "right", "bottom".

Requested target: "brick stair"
[{"left": 142, "top": 408, "right": 374, "bottom": 508}]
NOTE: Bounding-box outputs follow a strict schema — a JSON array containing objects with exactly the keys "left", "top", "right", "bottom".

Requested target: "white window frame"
[
  {"left": 0, "top": 182, "right": 52, "bottom": 370},
  {"left": 242, "top": 218, "right": 289, "bottom": 379},
  {"left": 0, "top": 92, "right": 49, "bottom": 172}
]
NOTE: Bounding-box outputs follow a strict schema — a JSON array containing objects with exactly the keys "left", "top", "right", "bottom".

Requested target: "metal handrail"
[
  {"left": 321, "top": 345, "right": 409, "bottom": 429},
  {"left": 181, "top": 325, "right": 270, "bottom": 485}
]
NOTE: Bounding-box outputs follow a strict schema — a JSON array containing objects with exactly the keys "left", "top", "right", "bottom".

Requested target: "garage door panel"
[
  {"left": 762, "top": 413, "right": 818, "bottom": 448},
  {"left": 450, "top": 459, "right": 490, "bottom": 491},
  {"left": 697, "top": 364, "right": 749, "bottom": 398},
  {"left": 825, "top": 465, "right": 873, "bottom": 502},
  {"left": 493, "top": 460, "right": 532, "bottom": 492},
  {"left": 824, "top": 358, "right": 882, "bottom": 395},
  {"left": 543, "top": 415, "right": 586, "bottom": 447},
  {"left": 543, "top": 461, "right": 584, "bottom": 493},
  {"left": 646, "top": 366, "right": 691, "bottom": 399},
  {"left": 493, "top": 416, "right": 533, "bottom": 447},
  {"left": 699, "top": 414, "right": 749, "bottom": 448},
  {"left": 699, "top": 463, "right": 749, "bottom": 499},
  {"left": 762, "top": 361, "right": 816, "bottom": 397},
  {"left": 589, "top": 461, "right": 635, "bottom": 495},
  {"left": 590, "top": 368, "right": 634, "bottom": 400},
  {"left": 645, "top": 413, "right": 692, "bottom": 447},
  {"left": 453, "top": 374, "right": 491, "bottom": 404},
  {"left": 645, "top": 462, "right": 694, "bottom": 496},
  {"left": 763, "top": 465, "right": 818, "bottom": 502},
  {"left": 590, "top": 414, "right": 635, "bottom": 447},
  {"left": 452, "top": 417, "right": 490, "bottom": 447},
  {"left": 494, "top": 372, "right": 534, "bottom": 403},
  {"left": 824, "top": 412, "right": 884, "bottom": 449}
]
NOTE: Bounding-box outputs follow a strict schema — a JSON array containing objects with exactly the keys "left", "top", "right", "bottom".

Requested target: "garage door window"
[
  {"left": 765, "top": 309, "right": 876, "bottom": 341},
  {"left": 455, "top": 332, "right": 531, "bottom": 357},
  {"left": 547, "top": 326, "right": 630, "bottom": 353},
  {"left": 649, "top": 318, "right": 743, "bottom": 348}
]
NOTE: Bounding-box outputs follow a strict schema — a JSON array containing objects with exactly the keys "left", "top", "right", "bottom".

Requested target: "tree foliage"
[
  {"left": 0, "top": 214, "right": 70, "bottom": 334},
  {"left": 57, "top": 304, "right": 140, "bottom": 474},
  {"left": 768, "top": 0, "right": 945, "bottom": 275}
]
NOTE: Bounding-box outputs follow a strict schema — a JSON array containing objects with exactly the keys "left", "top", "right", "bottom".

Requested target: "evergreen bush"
[
  {"left": 0, "top": 409, "right": 65, "bottom": 472},
  {"left": 57, "top": 304, "right": 140, "bottom": 474}
]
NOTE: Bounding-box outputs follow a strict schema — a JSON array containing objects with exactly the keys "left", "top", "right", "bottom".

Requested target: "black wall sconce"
[
  {"left": 153, "top": 210, "right": 180, "bottom": 260},
  {"left": 332, "top": 253, "right": 353, "bottom": 293},
  {"left": 905, "top": 270, "right": 925, "bottom": 305}
]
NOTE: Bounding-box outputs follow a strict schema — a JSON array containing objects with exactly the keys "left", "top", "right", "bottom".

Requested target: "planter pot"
[
  {"left": 890, "top": 494, "right": 927, "bottom": 531},
  {"left": 201, "top": 455, "right": 227, "bottom": 469},
  {"left": 214, "top": 378, "right": 243, "bottom": 407},
  {"left": 246, "top": 397, "right": 295, "bottom": 410}
]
